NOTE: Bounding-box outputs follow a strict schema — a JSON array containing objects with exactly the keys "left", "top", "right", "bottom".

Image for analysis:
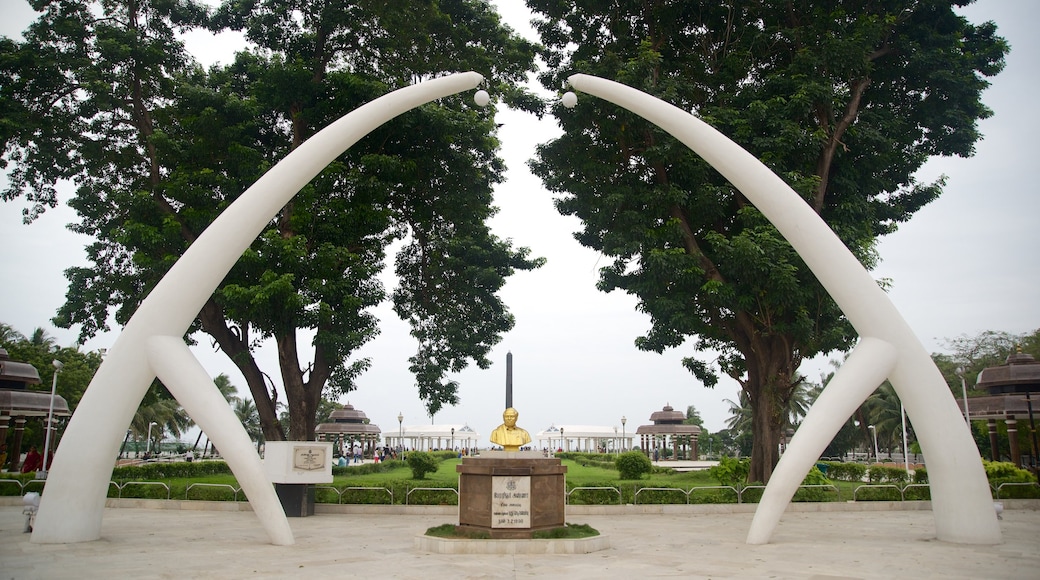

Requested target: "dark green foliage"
[
  {"left": 708, "top": 457, "right": 750, "bottom": 487},
  {"left": 528, "top": 0, "right": 1008, "bottom": 485},
  {"left": 531, "top": 523, "right": 600, "bottom": 539},
  {"left": 821, "top": 461, "right": 867, "bottom": 483},
  {"left": 913, "top": 466, "right": 928, "bottom": 484},
  {"left": 557, "top": 452, "right": 617, "bottom": 470},
  {"left": 406, "top": 451, "right": 438, "bottom": 480},
  {"left": 633, "top": 486, "right": 687, "bottom": 505},
  {"left": 985, "top": 461, "right": 1040, "bottom": 499},
  {"left": 792, "top": 467, "right": 835, "bottom": 502},
  {"left": 867, "top": 465, "right": 909, "bottom": 485},
  {"left": 332, "top": 459, "right": 404, "bottom": 477},
  {"left": 903, "top": 484, "right": 931, "bottom": 501},
  {"left": 687, "top": 486, "right": 740, "bottom": 504},
  {"left": 1, "top": 0, "right": 543, "bottom": 442},
  {"left": 563, "top": 483, "right": 622, "bottom": 505},
  {"left": 112, "top": 460, "right": 232, "bottom": 480},
  {"left": 615, "top": 451, "right": 653, "bottom": 480},
  {"left": 425, "top": 524, "right": 489, "bottom": 539},
  {"left": 854, "top": 486, "right": 902, "bottom": 502}
]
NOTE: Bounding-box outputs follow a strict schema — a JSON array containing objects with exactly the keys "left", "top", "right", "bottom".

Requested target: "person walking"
[{"left": 21, "top": 446, "right": 43, "bottom": 473}]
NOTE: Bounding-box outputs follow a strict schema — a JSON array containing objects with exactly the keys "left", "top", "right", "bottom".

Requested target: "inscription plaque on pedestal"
[
  {"left": 492, "top": 476, "right": 531, "bottom": 528},
  {"left": 456, "top": 452, "right": 566, "bottom": 539}
]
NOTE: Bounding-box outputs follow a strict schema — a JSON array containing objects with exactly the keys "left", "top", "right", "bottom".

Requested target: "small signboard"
[
  {"left": 263, "top": 441, "right": 333, "bottom": 484},
  {"left": 491, "top": 475, "right": 531, "bottom": 528}
]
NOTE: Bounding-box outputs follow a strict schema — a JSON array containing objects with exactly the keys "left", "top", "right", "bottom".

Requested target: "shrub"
[
  {"left": 406, "top": 451, "right": 438, "bottom": 479},
  {"left": 333, "top": 459, "right": 404, "bottom": 476},
  {"left": 687, "top": 487, "right": 739, "bottom": 504},
  {"left": 633, "top": 485, "right": 687, "bottom": 504},
  {"left": 983, "top": 460, "right": 1036, "bottom": 481},
  {"left": 984, "top": 460, "right": 1039, "bottom": 498},
  {"left": 822, "top": 461, "right": 867, "bottom": 482},
  {"left": 565, "top": 482, "right": 622, "bottom": 505},
  {"left": 112, "top": 460, "right": 232, "bottom": 480},
  {"left": 912, "top": 466, "right": 928, "bottom": 484},
  {"left": 867, "top": 465, "right": 908, "bottom": 484},
  {"left": 615, "top": 451, "right": 653, "bottom": 480},
  {"left": 708, "top": 457, "right": 750, "bottom": 487},
  {"left": 793, "top": 467, "right": 834, "bottom": 502}
]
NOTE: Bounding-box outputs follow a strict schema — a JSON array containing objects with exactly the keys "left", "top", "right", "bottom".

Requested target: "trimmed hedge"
[
  {"left": 820, "top": 461, "right": 867, "bottom": 482},
  {"left": 867, "top": 465, "right": 909, "bottom": 485},
  {"left": 112, "top": 460, "right": 232, "bottom": 480}
]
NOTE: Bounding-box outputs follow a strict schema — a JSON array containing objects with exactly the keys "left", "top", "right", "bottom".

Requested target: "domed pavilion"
[
  {"left": 635, "top": 404, "right": 701, "bottom": 460},
  {"left": 314, "top": 403, "right": 381, "bottom": 458},
  {"left": 0, "top": 348, "right": 71, "bottom": 472}
]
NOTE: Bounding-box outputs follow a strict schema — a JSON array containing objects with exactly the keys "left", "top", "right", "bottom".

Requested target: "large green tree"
[
  {"left": 527, "top": 0, "right": 1007, "bottom": 482},
  {"left": 1, "top": 0, "right": 543, "bottom": 441}
]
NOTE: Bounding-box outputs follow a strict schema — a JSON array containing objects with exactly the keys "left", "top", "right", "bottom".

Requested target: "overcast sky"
[{"left": 1, "top": 1, "right": 1036, "bottom": 442}]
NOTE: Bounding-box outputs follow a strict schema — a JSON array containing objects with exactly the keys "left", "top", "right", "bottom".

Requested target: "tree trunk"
[
  {"left": 278, "top": 331, "right": 321, "bottom": 441},
  {"left": 742, "top": 333, "right": 800, "bottom": 484},
  {"left": 748, "top": 384, "right": 782, "bottom": 484},
  {"left": 198, "top": 300, "right": 285, "bottom": 441}
]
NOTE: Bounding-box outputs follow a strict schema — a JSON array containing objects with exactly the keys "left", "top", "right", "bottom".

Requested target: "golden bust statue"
[{"left": 490, "top": 407, "right": 531, "bottom": 451}]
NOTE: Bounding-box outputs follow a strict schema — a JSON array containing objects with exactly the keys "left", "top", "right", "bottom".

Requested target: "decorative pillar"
[
  {"left": 8, "top": 417, "right": 26, "bottom": 472},
  {"left": 988, "top": 419, "right": 1000, "bottom": 462},
  {"left": 0, "top": 414, "right": 10, "bottom": 447},
  {"left": 1007, "top": 417, "right": 1020, "bottom": 467}
]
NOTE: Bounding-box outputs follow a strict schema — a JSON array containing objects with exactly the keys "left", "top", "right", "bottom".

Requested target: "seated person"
[{"left": 490, "top": 407, "right": 531, "bottom": 451}]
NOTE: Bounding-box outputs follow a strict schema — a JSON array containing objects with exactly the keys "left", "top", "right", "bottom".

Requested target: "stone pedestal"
[
  {"left": 456, "top": 451, "right": 567, "bottom": 539},
  {"left": 274, "top": 483, "right": 315, "bottom": 517}
]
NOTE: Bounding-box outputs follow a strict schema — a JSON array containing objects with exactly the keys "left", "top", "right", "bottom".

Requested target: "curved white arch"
[
  {"left": 31, "top": 72, "right": 485, "bottom": 545},
  {"left": 566, "top": 74, "right": 1000, "bottom": 545}
]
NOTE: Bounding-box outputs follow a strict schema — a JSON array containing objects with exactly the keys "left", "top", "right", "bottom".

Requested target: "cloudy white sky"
[{"left": 1, "top": 1, "right": 1036, "bottom": 442}]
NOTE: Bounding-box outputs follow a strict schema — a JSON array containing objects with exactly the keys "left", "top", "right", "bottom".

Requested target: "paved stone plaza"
[{"left": 2, "top": 501, "right": 1038, "bottom": 579}]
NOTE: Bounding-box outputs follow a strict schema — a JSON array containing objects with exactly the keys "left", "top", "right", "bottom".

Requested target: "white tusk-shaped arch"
[
  {"left": 31, "top": 72, "right": 485, "bottom": 545},
  {"left": 566, "top": 73, "right": 1000, "bottom": 545}
]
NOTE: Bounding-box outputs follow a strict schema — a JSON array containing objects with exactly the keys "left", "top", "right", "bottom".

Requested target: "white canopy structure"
[
  {"left": 385, "top": 424, "right": 481, "bottom": 452},
  {"left": 535, "top": 424, "right": 634, "bottom": 453}
]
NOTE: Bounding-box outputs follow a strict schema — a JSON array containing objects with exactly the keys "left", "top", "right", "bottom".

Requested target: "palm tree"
[
  {"left": 234, "top": 397, "right": 263, "bottom": 452},
  {"left": 725, "top": 391, "right": 753, "bottom": 434},
  {"left": 783, "top": 380, "right": 813, "bottom": 430},
  {"left": 28, "top": 327, "right": 57, "bottom": 351},
  {"left": 189, "top": 373, "right": 247, "bottom": 453},
  {"left": 0, "top": 323, "right": 26, "bottom": 344},
  {"left": 864, "top": 382, "right": 908, "bottom": 456},
  {"left": 131, "top": 395, "right": 191, "bottom": 456}
]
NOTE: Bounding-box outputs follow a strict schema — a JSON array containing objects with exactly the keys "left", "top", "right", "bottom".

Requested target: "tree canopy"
[
  {"left": 1, "top": 0, "right": 545, "bottom": 440},
  {"left": 527, "top": 0, "right": 1007, "bottom": 482}
]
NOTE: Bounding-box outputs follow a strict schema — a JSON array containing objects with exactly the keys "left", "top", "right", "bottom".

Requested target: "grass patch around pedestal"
[
  {"left": 424, "top": 522, "right": 599, "bottom": 540},
  {"left": 531, "top": 523, "right": 599, "bottom": 539}
]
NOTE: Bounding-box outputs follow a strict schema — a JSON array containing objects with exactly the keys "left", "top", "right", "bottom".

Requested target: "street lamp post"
[
  {"left": 146, "top": 421, "right": 158, "bottom": 456},
  {"left": 560, "top": 427, "right": 565, "bottom": 452},
  {"left": 901, "top": 404, "right": 911, "bottom": 474},
  {"left": 956, "top": 367, "right": 971, "bottom": 426},
  {"left": 451, "top": 427, "right": 455, "bottom": 451},
  {"left": 868, "top": 425, "right": 879, "bottom": 463},
  {"left": 38, "top": 360, "right": 63, "bottom": 479},
  {"left": 398, "top": 412, "right": 403, "bottom": 453},
  {"left": 621, "top": 416, "right": 627, "bottom": 452}
]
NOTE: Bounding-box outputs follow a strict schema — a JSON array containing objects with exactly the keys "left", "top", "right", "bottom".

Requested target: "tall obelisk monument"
[{"left": 505, "top": 351, "right": 513, "bottom": 409}]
